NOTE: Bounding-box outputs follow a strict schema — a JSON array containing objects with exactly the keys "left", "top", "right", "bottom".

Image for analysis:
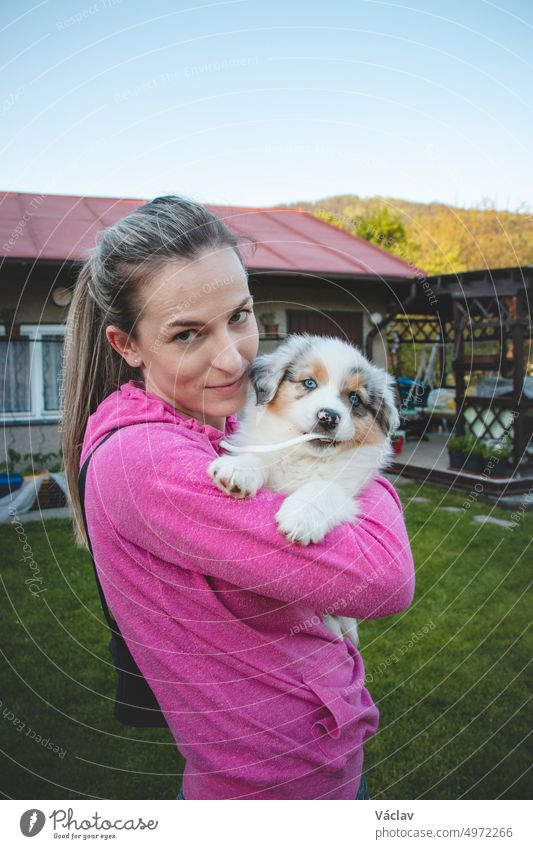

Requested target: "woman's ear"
[
  {"left": 250, "top": 334, "right": 311, "bottom": 405},
  {"left": 105, "top": 325, "right": 143, "bottom": 369}
]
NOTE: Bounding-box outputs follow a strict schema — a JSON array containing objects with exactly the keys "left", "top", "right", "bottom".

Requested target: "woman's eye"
[
  {"left": 229, "top": 309, "right": 251, "bottom": 325},
  {"left": 172, "top": 310, "right": 251, "bottom": 343},
  {"left": 349, "top": 392, "right": 360, "bottom": 406},
  {"left": 303, "top": 378, "right": 317, "bottom": 390},
  {"left": 173, "top": 329, "right": 198, "bottom": 343}
]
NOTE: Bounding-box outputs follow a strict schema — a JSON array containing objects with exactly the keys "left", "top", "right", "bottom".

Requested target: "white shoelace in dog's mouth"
[{"left": 219, "top": 433, "right": 333, "bottom": 454}]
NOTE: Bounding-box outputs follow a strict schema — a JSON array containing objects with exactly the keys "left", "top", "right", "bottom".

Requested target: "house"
[{"left": 0, "top": 191, "right": 422, "bottom": 459}]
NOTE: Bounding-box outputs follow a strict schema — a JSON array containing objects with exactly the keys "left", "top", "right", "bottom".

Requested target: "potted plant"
[
  {"left": 391, "top": 431, "right": 405, "bottom": 455},
  {"left": 0, "top": 448, "right": 23, "bottom": 497},
  {"left": 259, "top": 312, "right": 279, "bottom": 337},
  {"left": 447, "top": 435, "right": 469, "bottom": 470},
  {"left": 447, "top": 434, "right": 484, "bottom": 473},
  {"left": 463, "top": 436, "right": 485, "bottom": 474},
  {"left": 481, "top": 438, "right": 513, "bottom": 478}
]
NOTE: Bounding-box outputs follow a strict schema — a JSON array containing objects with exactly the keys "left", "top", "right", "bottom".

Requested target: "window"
[
  {"left": 0, "top": 324, "right": 65, "bottom": 421},
  {"left": 0, "top": 335, "right": 31, "bottom": 413}
]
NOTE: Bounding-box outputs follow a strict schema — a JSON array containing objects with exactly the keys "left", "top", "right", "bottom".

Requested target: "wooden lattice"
[
  {"left": 462, "top": 403, "right": 516, "bottom": 441},
  {"left": 454, "top": 297, "right": 514, "bottom": 322},
  {"left": 455, "top": 297, "right": 516, "bottom": 341},
  {"left": 388, "top": 317, "right": 452, "bottom": 344}
]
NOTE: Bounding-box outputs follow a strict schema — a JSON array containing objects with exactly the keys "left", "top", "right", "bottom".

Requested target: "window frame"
[{"left": 1, "top": 323, "right": 65, "bottom": 423}]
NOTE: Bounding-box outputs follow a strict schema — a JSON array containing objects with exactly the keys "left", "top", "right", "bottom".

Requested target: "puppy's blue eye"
[
  {"left": 303, "top": 378, "right": 317, "bottom": 390},
  {"left": 349, "top": 392, "right": 360, "bottom": 406}
]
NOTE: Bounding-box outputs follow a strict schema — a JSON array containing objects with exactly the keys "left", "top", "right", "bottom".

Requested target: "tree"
[{"left": 354, "top": 207, "right": 408, "bottom": 254}]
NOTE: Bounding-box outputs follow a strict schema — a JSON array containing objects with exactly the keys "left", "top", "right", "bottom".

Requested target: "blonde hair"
[{"left": 60, "top": 195, "right": 247, "bottom": 547}]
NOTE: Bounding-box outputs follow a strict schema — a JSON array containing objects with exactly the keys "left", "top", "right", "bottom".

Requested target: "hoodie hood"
[{"left": 81, "top": 380, "right": 240, "bottom": 466}]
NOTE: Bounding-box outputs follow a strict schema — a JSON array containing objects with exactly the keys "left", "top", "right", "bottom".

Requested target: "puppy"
[{"left": 208, "top": 333, "right": 400, "bottom": 646}]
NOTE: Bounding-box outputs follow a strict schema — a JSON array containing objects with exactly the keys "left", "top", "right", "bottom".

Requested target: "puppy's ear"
[
  {"left": 383, "top": 374, "right": 401, "bottom": 434},
  {"left": 369, "top": 369, "right": 401, "bottom": 435},
  {"left": 250, "top": 334, "right": 311, "bottom": 405}
]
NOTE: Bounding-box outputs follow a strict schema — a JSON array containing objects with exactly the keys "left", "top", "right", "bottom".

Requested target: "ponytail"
[{"left": 60, "top": 262, "right": 140, "bottom": 547}]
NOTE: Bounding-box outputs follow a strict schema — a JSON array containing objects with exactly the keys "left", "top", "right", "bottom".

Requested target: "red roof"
[{"left": 0, "top": 191, "right": 422, "bottom": 279}]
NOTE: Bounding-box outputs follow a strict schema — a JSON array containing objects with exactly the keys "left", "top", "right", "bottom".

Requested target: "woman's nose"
[{"left": 210, "top": 338, "right": 242, "bottom": 374}]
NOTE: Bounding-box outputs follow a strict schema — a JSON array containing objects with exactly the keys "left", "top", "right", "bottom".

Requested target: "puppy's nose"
[{"left": 316, "top": 408, "right": 341, "bottom": 430}]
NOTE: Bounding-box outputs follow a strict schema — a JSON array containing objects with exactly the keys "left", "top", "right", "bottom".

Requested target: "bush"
[
  {"left": 449, "top": 436, "right": 514, "bottom": 463},
  {"left": 0, "top": 448, "right": 22, "bottom": 475},
  {"left": 21, "top": 451, "right": 62, "bottom": 475},
  {"left": 448, "top": 435, "right": 475, "bottom": 453},
  {"left": 480, "top": 437, "right": 513, "bottom": 460}
]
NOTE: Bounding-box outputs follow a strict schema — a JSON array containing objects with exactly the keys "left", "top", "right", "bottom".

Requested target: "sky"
[{"left": 1, "top": 0, "right": 532, "bottom": 210}]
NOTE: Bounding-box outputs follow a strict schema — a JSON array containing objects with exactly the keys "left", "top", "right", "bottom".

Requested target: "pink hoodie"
[{"left": 81, "top": 380, "right": 415, "bottom": 800}]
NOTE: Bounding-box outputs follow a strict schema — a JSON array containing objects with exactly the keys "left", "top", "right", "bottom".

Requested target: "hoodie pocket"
[{"left": 301, "top": 670, "right": 378, "bottom": 772}]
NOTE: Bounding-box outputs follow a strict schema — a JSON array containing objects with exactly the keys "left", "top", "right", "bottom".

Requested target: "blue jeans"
[{"left": 176, "top": 773, "right": 370, "bottom": 800}]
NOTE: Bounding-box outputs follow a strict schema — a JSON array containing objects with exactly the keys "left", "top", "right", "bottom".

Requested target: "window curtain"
[
  {"left": 42, "top": 335, "right": 64, "bottom": 411},
  {"left": 0, "top": 339, "right": 31, "bottom": 413}
]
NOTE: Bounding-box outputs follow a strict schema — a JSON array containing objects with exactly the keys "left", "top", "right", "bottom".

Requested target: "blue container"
[
  {"left": 0, "top": 473, "right": 23, "bottom": 498},
  {"left": 397, "top": 377, "right": 430, "bottom": 408}
]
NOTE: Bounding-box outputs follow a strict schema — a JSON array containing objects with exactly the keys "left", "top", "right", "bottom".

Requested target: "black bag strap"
[
  {"left": 78, "top": 424, "right": 169, "bottom": 729},
  {"left": 78, "top": 424, "right": 139, "bottom": 633}
]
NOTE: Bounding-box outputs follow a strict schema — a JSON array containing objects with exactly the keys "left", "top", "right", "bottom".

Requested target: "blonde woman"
[{"left": 61, "top": 195, "right": 415, "bottom": 800}]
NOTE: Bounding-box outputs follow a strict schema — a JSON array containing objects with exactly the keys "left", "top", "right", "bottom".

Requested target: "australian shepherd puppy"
[{"left": 208, "top": 333, "right": 400, "bottom": 646}]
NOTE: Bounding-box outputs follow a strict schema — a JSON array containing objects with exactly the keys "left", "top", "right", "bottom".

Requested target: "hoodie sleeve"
[{"left": 88, "top": 424, "right": 415, "bottom": 620}]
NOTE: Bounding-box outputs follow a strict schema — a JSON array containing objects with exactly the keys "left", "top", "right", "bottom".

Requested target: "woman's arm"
[{"left": 89, "top": 425, "right": 415, "bottom": 619}]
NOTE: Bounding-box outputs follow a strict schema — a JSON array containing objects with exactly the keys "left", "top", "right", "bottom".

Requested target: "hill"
[{"left": 277, "top": 195, "right": 533, "bottom": 275}]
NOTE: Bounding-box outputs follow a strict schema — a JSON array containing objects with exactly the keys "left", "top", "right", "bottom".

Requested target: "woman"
[{"left": 61, "top": 195, "right": 415, "bottom": 800}]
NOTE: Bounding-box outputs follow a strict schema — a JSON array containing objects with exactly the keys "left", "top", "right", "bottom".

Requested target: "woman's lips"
[{"left": 206, "top": 374, "right": 246, "bottom": 395}]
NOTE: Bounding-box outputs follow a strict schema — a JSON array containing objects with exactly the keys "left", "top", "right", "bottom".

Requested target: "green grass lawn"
[{"left": 1, "top": 480, "right": 531, "bottom": 800}]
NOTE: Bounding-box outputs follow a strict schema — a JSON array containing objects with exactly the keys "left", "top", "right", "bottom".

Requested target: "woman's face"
[{"left": 108, "top": 246, "right": 259, "bottom": 429}]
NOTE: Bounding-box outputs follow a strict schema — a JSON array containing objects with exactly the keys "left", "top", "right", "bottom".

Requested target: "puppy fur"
[{"left": 208, "top": 333, "right": 400, "bottom": 646}]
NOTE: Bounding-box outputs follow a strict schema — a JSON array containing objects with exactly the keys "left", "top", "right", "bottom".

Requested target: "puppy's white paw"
[
  {"left": 208, "top": 455, "right": 262, "bottom": 499},
  {"left": 275, "top": 496, "right": 331, "bottom": 545},
  {"left": 275, "top": 489, "right": 360, "bottom": 545}
]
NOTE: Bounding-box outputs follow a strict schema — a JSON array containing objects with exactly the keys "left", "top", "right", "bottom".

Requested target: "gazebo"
[{"left": 366, "top": 266, "right": 533, "bottom": 496}]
